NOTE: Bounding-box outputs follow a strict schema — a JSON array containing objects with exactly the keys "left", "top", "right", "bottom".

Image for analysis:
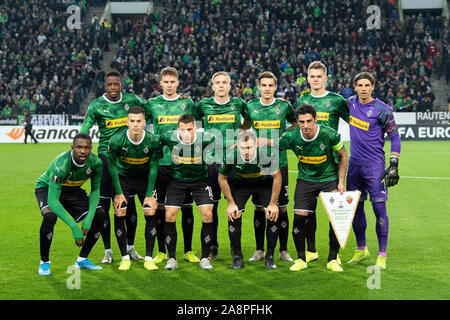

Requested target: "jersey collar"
[
  {"left": 127, "top": 130, "right": 145, "bottom": 145},
  {"left": 177, "top": 131, "right": 197, "bottom": 145},
  {"left": 300, "top": 124, "right": 320, "bottom": 142},
  {"left": 213, "top": 97, "right": 230, "bottom": 105},
  {"left": 162, "top": 94, "right": 180, "bottom": 101},
  {"left": 259, "top": 98, "right": 276, "bottom": 106},
  {"left": 71, "top": 151, "right": 87, "bottom": 168},
  {"left": 102, "top": 93, "right": 123, "bottom": 104},
  {"left": 310, "top": 91, "right": 329, "bottom": 98}
]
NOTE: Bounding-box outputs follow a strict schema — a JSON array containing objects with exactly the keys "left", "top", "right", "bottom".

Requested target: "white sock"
[
  {"left": 122, "top": 255, "right": 130, "bottom": 260},
  {"left": 105, "top": 248, "right": 112, "bottom": 254},
  {"left": 127, "top": 245, "right": 134, "bottom": 252},
  {"left": 76, "top": 257, "right": 87, "bottom": 263},
  {"left": 145, "top": 256, "right": 152, "bottom": 261},
  {"left": 40, "top": 260, "right": 50, "bottom": 264}
]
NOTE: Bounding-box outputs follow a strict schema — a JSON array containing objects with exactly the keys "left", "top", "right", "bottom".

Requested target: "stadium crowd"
[
  {"left": 0, "top": 0, "right": 449, "bottom": 117},
  {"left": 0, "top": 0, "right": 109, "bottom": 117},
  {"left": 111, "top": 0, "right": 448, "bottom": 113}
]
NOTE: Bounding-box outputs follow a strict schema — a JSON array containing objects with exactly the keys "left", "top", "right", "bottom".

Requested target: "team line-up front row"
[{"left": 36, "top": 63, "right": 401, "bottom": 276}]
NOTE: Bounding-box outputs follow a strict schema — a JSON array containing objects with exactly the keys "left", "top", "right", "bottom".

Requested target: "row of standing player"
[{"left": 36, "top": 62, "right": 400, "bottom": 275}]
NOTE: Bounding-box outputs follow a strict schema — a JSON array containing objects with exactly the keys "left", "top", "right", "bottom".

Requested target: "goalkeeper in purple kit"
[{"left": 346, "top": 72, "right": 401, "bottom": 270}]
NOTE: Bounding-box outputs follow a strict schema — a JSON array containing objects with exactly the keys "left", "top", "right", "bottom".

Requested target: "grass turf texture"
[{"left": 0, "top": 141, "right": 449, "bottom": 300}]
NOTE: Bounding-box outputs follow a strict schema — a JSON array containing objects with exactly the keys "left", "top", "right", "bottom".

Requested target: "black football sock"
[
  {"left": 40, "top": 212, "right": 57, "bottom": 262},
  {"left": 181, "top": 206, "right": 194, "bottom": 253},
  {"left": 228, "top": 217, "right": 242, "bottom": 257},
  {"left": 211, "top": 202, "right": 219, "bottom": 248},
  {"left": 292, "top": 214, "right": 307, "bottom": 261},
  {"left": 155, "top": 209, "right": 166, "bottom": 253},
  {"left": 99, "top": 198, "right": 111, "bottom": 250},
  {"left": 266, "top": 219, "right": 279, "bottom": 258},
  {"left": 164, "top": 221, "right": 177, "bottom": 259},
  {"left": 306, "top": 212, "right": 317, "bottom": 252},
  {"left": 125, "top": 197, "right": 137, "bottom": 246},
  {"left": 254, "top": 209, "right": 266, "bottom": 251},
  {"left": 201, "top": 222, "right": 213, "bottom": 259},
  {"left": 144, "top": 215, "right": 157, "bottom": 258},
  {"left": 278, "top": 211, "right": 289, "bottom": 252},
  {"left": 114, "top": 215, "right": 128, "bottom": 257},
  {"left": 328, "top": 222, "right": 340, "bottom": 262},
  {"left": 80, "top": 208, "right": 106, "bottom": 258}
]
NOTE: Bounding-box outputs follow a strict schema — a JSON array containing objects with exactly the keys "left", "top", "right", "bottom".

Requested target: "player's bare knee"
[
  {"left": 42, "top": 210, "right": 57, "bottom": 224},
  {"left": 294, "top": 210, "right": 309, "bottom": 217}
]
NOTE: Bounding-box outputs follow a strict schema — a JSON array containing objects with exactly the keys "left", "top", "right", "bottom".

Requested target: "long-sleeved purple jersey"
[{"left": 347, "top": 95, "right": 401, "bottom": 166}]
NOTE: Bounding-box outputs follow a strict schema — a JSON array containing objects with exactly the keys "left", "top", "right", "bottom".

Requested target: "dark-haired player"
[
  {"left": 160, "top": 114, "right": 218, "bottom": 270},
  {"left": 80, "top": 70, "right": 145, "bottom": 264},
  {"left": 218, "top": 131, "right": 281, "bottom": 270},
  {"left": 144, "top": 67, "right": 200, "bottom": 264},
  {"left": 346, "top": 72, "right": 401, "bottom": 270},
  {"left": 36, "top": 133, "right": 106, "bottom": 275},
  {"left": 107, "top": 106, "right": 161, "bottom": 271}
]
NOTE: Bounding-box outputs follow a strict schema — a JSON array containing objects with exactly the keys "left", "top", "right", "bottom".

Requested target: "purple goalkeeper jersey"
[{"left": 347, "top": 95, "right": 401, "bottom": 166}]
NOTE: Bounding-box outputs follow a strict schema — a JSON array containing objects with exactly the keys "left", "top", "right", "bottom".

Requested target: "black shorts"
[
  {"left": 230, "top": 178, "right": 273, "bottom": 212},
  {"left": 118, "top": 175, "right": 153, "bottom": 207},
  {"left": 155, "top": 165, "right": 193, "bottom": 206},
  {"left": 35, "top": 187, "right": 100, "bottom": 223},
  {"left": 252, "top": 166, "right": 289, "bottom": 208},
  {"left": 165, "top": 178, "right": 214, "bottom": 208},
  {"left": 207, "top": 163, "right": 223, "bottom": 202},
  {"left": 293, "top": 179, "right": 338, "bottom": 212}
]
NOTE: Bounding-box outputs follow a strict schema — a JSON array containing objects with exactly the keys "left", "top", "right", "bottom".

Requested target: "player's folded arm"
[
  {"left": 82, "top": 170, "right": 102, "bottom": 231},
  {"left": 47, "top": 184, "right": 84, "bottom": 240}
]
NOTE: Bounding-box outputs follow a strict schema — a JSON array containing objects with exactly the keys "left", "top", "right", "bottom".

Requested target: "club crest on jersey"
[
  {"left": 122, "top": 147, "right": 128, "bottom": 153},
  {"left": 275, "top": 107, "right": 280, "bottom": 115},
  {"left": 180, "top": 103, "right": 186, "bottom": 110},
  {"left": 144, "top": 146, "right": 149, "bottom": 154},
  {"left": 86, "top": 168, "right": 91, "bottom": 175},
  {"left": 320, "top": 143, "right": 325, "bottom": 151},
  {"left": 367, "top": 109, "right": 373, "bottom": 117},
  {"left": 125, "top": 104, "right": 130, "bottom": 111},
  {"left": 230, "top": 103, "right": 234, "bottom": 110},
  {"left": 326, "top": 101, "right": 331, "bottom": 108}
]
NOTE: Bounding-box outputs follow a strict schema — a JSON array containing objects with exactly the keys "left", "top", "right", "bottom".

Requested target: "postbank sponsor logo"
[
  {"left": 298, "top": 155, "right": 327, "bottom": 164},
  {"left": 105, "top": 117, "right": 128, "bottom": 128},
  {"left": 158, "top": 115, "right": 179, "bottom": 124},
  {"left": 253, "top": 120, "right": 280, "bottom": 129},
  {"left": 349, "top": 116, "right": 370, "bottom": 131},
  {"left": 207, "top": 114, "right": 235, "bottom": 123}
]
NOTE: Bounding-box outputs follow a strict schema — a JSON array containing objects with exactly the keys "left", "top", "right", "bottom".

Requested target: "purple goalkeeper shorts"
[{"left": 346, "top": 162, "right": 388, "bottom": 202}]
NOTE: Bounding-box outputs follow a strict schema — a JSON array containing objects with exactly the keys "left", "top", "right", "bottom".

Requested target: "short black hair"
[
  {"left": 73, "top": 132, "right": 92, "bottom": 144},
  {"left": 105, "top": 70, "right": 121, "bottom": 80},
  {"left": 178, "top": 114, "right": 195, "bottom": 125},
  {"left": 128, "top": 106, "right": 145, "bottom": 115},
  {"left": 295, "top": 104, "right": 317, "bottom": 119}
]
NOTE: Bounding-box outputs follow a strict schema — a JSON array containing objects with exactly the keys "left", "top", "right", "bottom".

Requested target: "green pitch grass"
[{"left": 0, "top": 141, "right": 449, "bottom": 300}]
